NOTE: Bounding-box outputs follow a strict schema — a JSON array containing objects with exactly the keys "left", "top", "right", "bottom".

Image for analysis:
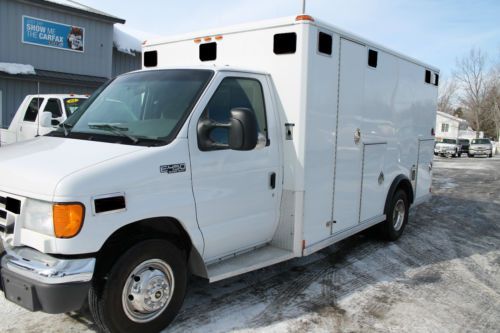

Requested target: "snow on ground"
[
  {"left": 0, "top": 63, "right": 36, "bottom": 75},
  {"left": 1, "top": 157, "right": 499, "bottom": 332}
]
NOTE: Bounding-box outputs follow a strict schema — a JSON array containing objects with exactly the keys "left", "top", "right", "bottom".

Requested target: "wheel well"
[
  {"left": 93, "top": 217, "right": 196, "bottom": 283},
  {"left": 385, "top": 175, "right": 414, "bottom": 214}
]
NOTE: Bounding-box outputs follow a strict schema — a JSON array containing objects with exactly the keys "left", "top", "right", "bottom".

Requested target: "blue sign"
[{"left": 22, "top": 16, "right": 85, "bottom": 52}]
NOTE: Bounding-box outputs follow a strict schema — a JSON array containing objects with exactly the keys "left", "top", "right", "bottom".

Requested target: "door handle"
[{"left": 269, "top": 172, "right": 276, "bottom": 189}]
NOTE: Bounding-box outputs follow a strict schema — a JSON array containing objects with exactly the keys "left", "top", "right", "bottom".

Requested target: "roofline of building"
[
  {"left": 19, "top": 0, "right": 125, "bottom": 24},
  {"left": 0, "top": 68, "right": 108, "bottom": 88},
  {"left": 437, "top": 110, "right": 466, "bottom": 123}
]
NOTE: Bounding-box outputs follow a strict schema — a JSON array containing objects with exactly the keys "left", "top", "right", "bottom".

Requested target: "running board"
[{"left": 206, "top": 245, "right": 295, "bottom": 283}]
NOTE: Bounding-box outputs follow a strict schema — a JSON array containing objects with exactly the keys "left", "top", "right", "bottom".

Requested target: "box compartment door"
[
  {"left": 360, "top": 143, "right": 387, "bottom": 222},
  {"left": 416, "top": 139, "right": 434, "bottom": 198},
  {"left": 331, "top": 38, "right": 366, "bottom": 235}
]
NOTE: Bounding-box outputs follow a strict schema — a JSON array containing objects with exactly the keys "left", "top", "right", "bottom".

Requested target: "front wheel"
[
  {"left": 489, "top": 153, "right": 493, "bottom": 158},
  {"left": 89, "top": 240, "right": 187, "bottom": 333},
  {"left": 378, "top": 189, "right": 409, "bottom": 241}
]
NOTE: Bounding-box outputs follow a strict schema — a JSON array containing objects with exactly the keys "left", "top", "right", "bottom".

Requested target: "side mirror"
[
  {"left": 228, "top": 108, "right": 258, "bottom": 151},
  {"left": 197, "top": 107, "right": 258, "bottom": 151},
  {"left": 51, "top": 119, "right": 61, "bottom": 126},
  {"left": 39, "top": 112, "right": 53, "bottom": 128}
]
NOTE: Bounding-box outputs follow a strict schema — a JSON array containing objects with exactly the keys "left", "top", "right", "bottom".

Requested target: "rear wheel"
[
  {"left": 379, "top": 189, "right": 409, "bottom": 241},
  {"left": 489, "top": 153, "right": 493, "bottom": 158},
  {"left": 89, "top": 239, "right": 187, "bottom": 333}
]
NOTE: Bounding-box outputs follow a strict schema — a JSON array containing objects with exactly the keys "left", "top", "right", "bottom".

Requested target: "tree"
[
  {"left": 437, "top": 79, "right": 457, "bottom": 114},
  {"left": 453, "top": 48, "right": 487, "bottom": 132}
]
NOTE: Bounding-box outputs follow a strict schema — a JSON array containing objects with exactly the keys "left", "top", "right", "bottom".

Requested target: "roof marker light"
[
  {"left": 204, "top": 37, "right": 212, "bottom": 42},
  {"left": 296, "top": 14, "right": 314, "bottom": 22},
  {"left": 194, "top": 38, "right": 202, "bottom": 43},
  {"left": 215, "top": 35, "right": 223, "bottom": 41}
]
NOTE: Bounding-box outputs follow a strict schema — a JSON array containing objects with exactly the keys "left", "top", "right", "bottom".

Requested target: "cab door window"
[
  {"left": 23, "top": 98, "right": 44, "bottom": 122},
  {"left": 201, "top": 77, "right": 268, "bottom": 147}
]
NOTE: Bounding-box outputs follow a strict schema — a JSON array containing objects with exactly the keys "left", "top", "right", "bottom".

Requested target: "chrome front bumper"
[
  {"left": 0, "top": 246, "right": 95, "bottom": 313},
  {"left": 1, "top": 246, "right": 95, "bottom": 284}
]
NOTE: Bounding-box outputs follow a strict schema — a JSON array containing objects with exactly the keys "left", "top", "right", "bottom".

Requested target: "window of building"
[
  {"left": 441, "top": 123, "right": 449, "bottom": 132},
  {"left": 368, "top": 49, "right": 378, "bottom": 68},
  {"left": 273, "top": 33, "right": 297, "bottom": 54},
  {"left": 44, "top": 99, "right": 63, "bottom": 118},
  {"left": 199, "top": 42, "right": 217, "bottom": 61},
  {"left": 200, "top": 77, "right": 268, "bottom": 149},
  {"left": 23, "top": 98, "right": 44, "bottom": 122},
  {"left": 318, "top": 32, "right": 332, "bottom": 55}
]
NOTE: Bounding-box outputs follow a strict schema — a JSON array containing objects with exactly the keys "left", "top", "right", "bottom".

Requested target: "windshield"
[
  {"left": 458, "top": 139, "right": 469, "bottom": 144},
  {"left": 64, "top": 97, "right": 87, "bottom": 115},
  {"left": 471, "top": 139, "right": 491, "bottom": 144},
  {"left": 442, "top": 139, "right": 456, "bottom": 144},
  {"left": 54, "top": 70, "right": 213, "bottom": 145}
]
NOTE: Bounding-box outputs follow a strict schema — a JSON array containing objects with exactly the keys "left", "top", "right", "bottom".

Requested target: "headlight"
[
  {"left": 23, "top": 200, "right": 85, "bottom": 238},
  {"left": 23, "top": 199, "right": 54, "bottom": 236}
]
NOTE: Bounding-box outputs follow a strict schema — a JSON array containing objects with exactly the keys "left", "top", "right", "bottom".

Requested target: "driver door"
[{"left": 188, "top": 73, "right": 282, "bottom": 261}]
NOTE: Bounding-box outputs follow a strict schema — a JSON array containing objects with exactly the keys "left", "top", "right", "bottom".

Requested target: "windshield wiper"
[{"left": 88, "top": 123, "right": 139, "bottom": 143}]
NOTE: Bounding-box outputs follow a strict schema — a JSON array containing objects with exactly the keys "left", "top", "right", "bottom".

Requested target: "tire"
[
  {"left": 89, "top": 239, "right": 187, "bottom": 333},
  {"left": 469, "top": 154, "right": 474, "bottom": 158},
  {"left": 378, "top": 189, "right": 409, "bottom": 241}
]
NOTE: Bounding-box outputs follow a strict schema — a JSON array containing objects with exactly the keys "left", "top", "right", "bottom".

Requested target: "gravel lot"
[{"left": 1, "top": 156, "right": 499, "bottom": 333}]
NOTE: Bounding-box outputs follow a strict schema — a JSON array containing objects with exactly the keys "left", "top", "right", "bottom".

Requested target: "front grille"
[{"left": 0, "top": 192, "right": 23, "bottom": 238}]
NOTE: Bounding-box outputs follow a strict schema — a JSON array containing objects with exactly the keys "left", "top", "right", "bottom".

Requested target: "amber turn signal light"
[{"left": 53, "top": 203, "right": 85, "bottom": 238}]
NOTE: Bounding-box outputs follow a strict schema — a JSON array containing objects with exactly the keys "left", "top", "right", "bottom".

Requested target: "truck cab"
[{"left": 0, "top": 94, "right": 87, "bottom": 146}]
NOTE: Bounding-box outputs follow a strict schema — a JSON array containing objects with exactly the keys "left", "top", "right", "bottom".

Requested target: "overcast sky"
[{"left": 78, "top": 0, "right": 500, "bottom": 78}]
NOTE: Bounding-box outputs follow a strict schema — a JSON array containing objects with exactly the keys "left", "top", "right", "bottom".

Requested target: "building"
[
  {"left": 435, "top": 111, "right": 483, "bottom": 142},
  {"left": 0, "top": 0, "right": 142, "bottom": 128}
]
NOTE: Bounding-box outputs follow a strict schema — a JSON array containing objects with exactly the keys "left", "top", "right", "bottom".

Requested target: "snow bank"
[{"left": 0, "top": 63, "right": 36, "bottom": 75}]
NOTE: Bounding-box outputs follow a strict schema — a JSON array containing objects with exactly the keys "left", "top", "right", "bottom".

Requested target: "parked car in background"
[
  {"left": 434, "top": 138, "right": 461, "bottom": 157},
  {"left": 0, "top": 94, "right": 88, "bottom": 146},
  {"left": 458, "top": 139, "right": 470, "bottom": 155},
  {"left": 469, "top": 138, "right": 493, "bottom": 158}
]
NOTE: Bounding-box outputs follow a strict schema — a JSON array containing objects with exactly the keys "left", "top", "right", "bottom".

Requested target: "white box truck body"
[{"left": 0, "top": 15, "right": 438, "bottom": 332}]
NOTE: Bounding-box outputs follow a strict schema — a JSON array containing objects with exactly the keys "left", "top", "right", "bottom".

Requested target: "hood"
[
  {"left": 0, "top": 136, "right": 145, "bottom": 200},
  {"left": 436, "top": 142, "right": 456, "bottom": 148},
  {"left": 470, "top": 144, "right": 491, "bottom": 149}
]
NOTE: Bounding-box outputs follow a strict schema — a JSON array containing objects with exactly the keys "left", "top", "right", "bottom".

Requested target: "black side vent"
[
  {"left": 199, "top": 42, "right": 217, "bottom": 61},
  {"left": 425, "top": 70, "right": 431, "bottom": 84},
  {"left": 318, "top": 32, "right": 332, "bottom": 55},
  {"left": 144, "top": 50, "right": 158, "bottom": 67},
  {"left": 94, "top": 196, "right": 126, "bottom": 214},
  {"left": 273, "top": 32, "right": 297, "bottom": 54},
  {"left": 368, "top": 49, "right": 378, "bottom": 68},
  {"left": 0, "top": 210, "right": 6, "bottom": 220},
  {"left": 6, "top": 197, "right": 21, "bottom": 214},
  {"left": 0, "top": 196, "right": 5, "bottom": 205}
]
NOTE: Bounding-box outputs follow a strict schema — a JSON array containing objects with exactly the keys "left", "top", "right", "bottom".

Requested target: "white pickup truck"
[
  {"left": 0, "top": 94, "right": 87, "bottom": 146},
  {"left": 0, "top": 16, "right": 437, "bottom": 332}
]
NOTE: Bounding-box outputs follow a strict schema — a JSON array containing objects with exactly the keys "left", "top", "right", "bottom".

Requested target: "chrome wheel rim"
[
  {"left": 393, "top": 199, "right": 406, "bottom": 231},
  {"left": 122, "top": 259, "right": 174, "bottom": 323}
]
